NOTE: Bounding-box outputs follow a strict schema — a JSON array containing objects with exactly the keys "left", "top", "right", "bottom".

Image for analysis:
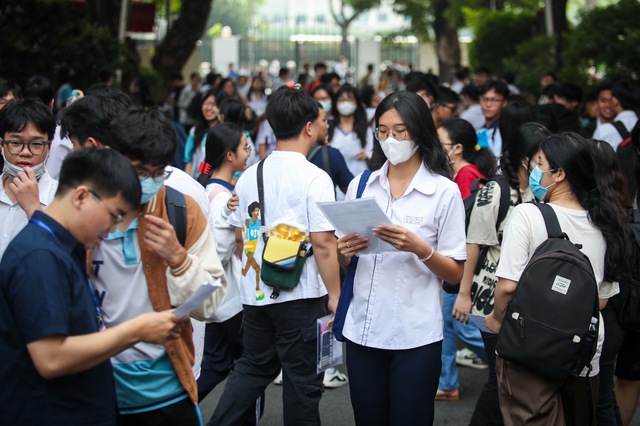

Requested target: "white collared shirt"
[
  {"left": 0, "top": 171, "right": 58, "bottom": 259},
  {"left": 341, "top": 161, "right": 467, "bottom": 350},
  {"left": 593, "top": 110, "right": 638, "bottom": 151}
]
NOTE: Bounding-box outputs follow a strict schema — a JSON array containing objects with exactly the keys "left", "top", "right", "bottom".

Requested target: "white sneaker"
[
  {"left": 456, "top": 348, "right": 488, "bottom": 370},
  {"left": 323, "top": 369, "right": 349, "bottom": 388},
  {"left": 273, "top": 370, "right": 283, "bottom": 385}
]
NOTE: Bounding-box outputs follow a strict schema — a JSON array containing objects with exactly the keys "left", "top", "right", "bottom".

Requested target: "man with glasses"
[
  {"left": 0, "top": 147, "right": 186, "bottom": 425},
  {"left": 478, "top": 80, "right": 510, "bottom": 159},
  {"left": 88, "top": 106, "right": 226, "bottom": 425},
  {"left": 431, "top": 86, "right": 460, "bottom": 128},
  {"left": 60, "top": 90, "right": 214, "bottom": 387},
  {"left": 0, "top": 98, "right": 58, "bottom": 259}
]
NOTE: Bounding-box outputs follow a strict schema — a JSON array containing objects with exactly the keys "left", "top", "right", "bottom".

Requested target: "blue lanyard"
[{"left": 30, "top": 218, "right": 107, "bottom": 331}]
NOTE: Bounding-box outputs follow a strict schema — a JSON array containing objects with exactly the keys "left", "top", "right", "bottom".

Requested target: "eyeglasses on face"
[
  {"left": 88, "top": 189, "right": 126, "bottom": 227},
  {"left": 134, "top": 165, "right": 171, "bottom": 182},
  {"left": 2, "top": 140, "right": 50, "bottom": 155},
  {"left": 374, "top": 127, "right": 409, "bottom": 142},
  {"left": 480, "top": 96, "right": 505, "bottom": 105}
]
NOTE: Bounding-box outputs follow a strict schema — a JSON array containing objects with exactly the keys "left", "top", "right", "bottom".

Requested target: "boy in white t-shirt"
[{"left": 209, "top": 88, "right": 341, "bottom": 426}]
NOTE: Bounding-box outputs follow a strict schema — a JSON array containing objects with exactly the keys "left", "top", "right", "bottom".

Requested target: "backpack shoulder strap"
[
  {"left": 165, "top": 186, "right": 187, "bottom": 246},
  {"left": 306, "top": 145, "right": 322, "bottom": 162},
  {"left": 257, "top": 159, "right": 266, "bottom": 243},
  {"left": 613, "top": 121, "right": 631, "bottom": 140},
  {"left": 321, "top": 146, "right": 331, "bottom": 176},
  {"left": 492, "top": 175, "right": 512, "bottom": 232},
  {"left": 356, "top": 170, "right": 372, "bottom": 199},
  {"left": 531, "top": 202, "right": 563, "bottom": 239}
]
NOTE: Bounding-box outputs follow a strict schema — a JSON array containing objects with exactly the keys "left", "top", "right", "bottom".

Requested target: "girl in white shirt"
[
  {"left": 194, "top": 123, "right": 257, "bottom": 409},
  {"left": 328, "top": 84, "right": 373, "bottom": 178},
  {"left": 336, "top": 91, "right": 467, "bottom": 426},
  {"left": 486, "top": 133, "right": 630, "bottom": 426}
]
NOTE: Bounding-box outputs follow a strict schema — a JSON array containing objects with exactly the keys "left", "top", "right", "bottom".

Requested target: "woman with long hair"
[
  {"left": 456, "top": 122, "right": 550, "bottom": 425},
  {"left": 486, "top": 132, "right": 630, "bottom": 426},
  {"left": 184, "top": 89, "right": 221, "bottom": 176},
  {"left": 329, "top": 84, "right": 373, "bottom": 177},
  {"left": 436, "top": 117, "right": 495, "bottom": 402},
  {"left": 336, "top": 91, "right": 466, "bottom": 425},
  {"left": 194, "top": 123, "right": 262, "bottom": 422},
  {"left": 247, "top": 75, "right": 268, "bottom": 118}
]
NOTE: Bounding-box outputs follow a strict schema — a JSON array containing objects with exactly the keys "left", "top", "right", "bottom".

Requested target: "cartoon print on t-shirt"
[{"left": 242, "top": 201, "right": 264, "bottom": 300}]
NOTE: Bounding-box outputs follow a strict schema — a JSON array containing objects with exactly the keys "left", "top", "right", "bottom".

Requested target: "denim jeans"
[{"left": 439, "top": 291, "right": 488, "bottom": 391}]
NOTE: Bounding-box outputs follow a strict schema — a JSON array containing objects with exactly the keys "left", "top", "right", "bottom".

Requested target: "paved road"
[{"left": 200, "top": 362, "right": 490, "bottom": 425}]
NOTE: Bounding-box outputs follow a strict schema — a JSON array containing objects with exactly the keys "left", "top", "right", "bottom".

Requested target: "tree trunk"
[
  {"left": 433, "top": 0, "right": 460, "bottom": 83},
  {"left": 340, "top": 24, "right": 349, "bottom": 61},
  {"left": 151, "top": 0, "right": 214, "bottom": 93},
  {"left": 551, "top": 0, "right": 567, "bottom": 72}
]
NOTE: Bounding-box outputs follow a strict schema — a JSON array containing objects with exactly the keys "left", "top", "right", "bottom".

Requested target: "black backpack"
[
  {"left": 165, "top": 186, "right": 187, "bottom": 246},
  {"left": 496, "top": 202, "right": 600, "bottom": 380},
  {"left": 611, "top": 209, "right": 640, "bottom": 331},
  {"left": 443, "top": 174, "right": 511, "bottom": 294}
]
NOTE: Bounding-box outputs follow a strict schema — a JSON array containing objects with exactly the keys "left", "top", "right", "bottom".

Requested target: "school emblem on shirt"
[{"left": 403, "top": 215, "right": 423, "bottom": 225}]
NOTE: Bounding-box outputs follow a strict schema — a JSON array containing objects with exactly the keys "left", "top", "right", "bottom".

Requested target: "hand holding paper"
[
  {"left": 317, "top": 198, "right": 395, "bottom": 254},
  {"left": 173, "top": 280, "right": 222, "bottom": 318}
]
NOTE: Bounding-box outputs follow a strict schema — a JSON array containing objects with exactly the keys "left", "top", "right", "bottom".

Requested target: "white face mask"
[
  {"left": 379, "top": 137, "right": 419, "bottom": 166},
  {"left": 2, "top": 157, "right": 48, "bottom": 179},
  {"left": 447, "top": 147, "right": 456, "bottom": 165},
  {"left": 337, "top": 101, "right": 357, "bottom": 116}
]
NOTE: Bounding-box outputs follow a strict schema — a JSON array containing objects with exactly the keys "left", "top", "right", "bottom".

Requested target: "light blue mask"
[
  {"left": 529, "top": 165, "right": 556, "bottom": 201},
  {"left": 140, "top": 176, "right": 165, "bottom": 204},
  {"left": 319, "top": 100, "right": 332, "bottom": 113}
]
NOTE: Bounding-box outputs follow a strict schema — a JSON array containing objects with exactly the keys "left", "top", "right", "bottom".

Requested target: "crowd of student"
[{"left": 0, "top": 62, "right": 639, "bottom": 426}]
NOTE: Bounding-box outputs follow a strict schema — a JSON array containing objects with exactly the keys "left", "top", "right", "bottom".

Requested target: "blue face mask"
[
  {"left": 319, "top": 100, "right": 332, "bottom": 113},
  {"left": 529, "top": 165, "right": 556, "bottom": 201},
  {"left": 139, "top": 176, "right": 165, "bottom": 204}
]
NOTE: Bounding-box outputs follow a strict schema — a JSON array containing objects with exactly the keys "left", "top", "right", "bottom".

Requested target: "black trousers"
[{"left": 208, "top": 297, "right": 327, "bottom": 426}]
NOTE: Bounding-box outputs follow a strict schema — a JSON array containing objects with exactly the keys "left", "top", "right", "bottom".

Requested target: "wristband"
[{"left": 419, "top": 246, "right": 435, "bottom": 262}]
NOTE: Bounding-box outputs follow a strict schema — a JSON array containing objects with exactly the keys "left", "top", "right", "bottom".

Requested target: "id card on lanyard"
[{"left": 30, "top": 217, "right": 107, "bottom": 332}]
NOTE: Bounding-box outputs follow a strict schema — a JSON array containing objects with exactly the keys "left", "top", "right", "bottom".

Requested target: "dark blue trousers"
[{"left": 346, "top": 339, "right": 442, "bottom": 426}]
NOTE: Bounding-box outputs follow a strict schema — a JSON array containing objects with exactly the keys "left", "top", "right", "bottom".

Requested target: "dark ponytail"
[
  {"left": 195, "top": 122, "right": 244, "bottom": 187},
  {"left": 439, "top": 118, "right": 496, "bottom": 177}
]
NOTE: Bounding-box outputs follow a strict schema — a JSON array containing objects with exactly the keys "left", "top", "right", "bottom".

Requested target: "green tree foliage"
[
  {"left": 0, "top": 0, "right": 121, "bottom": 88},
  {"left": 466, "top": 8, "right": 539, "bottom": 77},
  {"left": 563, "top": 0, "right": 640, "bottom": 83}
]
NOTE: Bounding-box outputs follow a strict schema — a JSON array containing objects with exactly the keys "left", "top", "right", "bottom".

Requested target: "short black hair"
[
  {"left": 475, "top": 66, "right": 491, "bottom": 76},
  {"left": 60, "top": 90, "right": 132, "bottom": 144},
  {"left": 555, "top": 82, "right": 583, "bottom": 104},
  {"left": 58, "top": 147, "right": 141, "bottom": 209},
  {"left": 22, "top": 75, "right": 54, "bottom": 106},
  {"left": 405, "top": 73, "right": 437, "bottom": 100},
  {"left": 435, "top": 86, "right": 460, "bottom": 106},
  {"left": 0, "top": 82, "right": 22, "bottom": 100},
  {"left": 612, "top": 79, "right": 640, "bottom": 111},
  {"left": 461, "top": 84, "right": 480, "bottom": 102},
  {"left": 0, "top": 98, "right": 56, "bottom": 141},
  {"left": 265, "top": 88, "right": 319, "bottom": 140},
  {"left": 106, "top": 106, "right": 176, "bottom": 167},
  {"left": 480, "top": 80, "right": 510, "bottom": 99},
  {"left": 595, "top": 82, "right": 613, "bottom": 98}
]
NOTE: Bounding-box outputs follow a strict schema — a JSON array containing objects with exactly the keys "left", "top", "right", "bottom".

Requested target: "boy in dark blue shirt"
[{"left": 0, "top": 147, "right": 185, "bottom": 425}]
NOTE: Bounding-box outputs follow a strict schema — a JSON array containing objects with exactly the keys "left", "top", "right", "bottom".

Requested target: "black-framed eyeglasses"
[
  {"left": 88, "top": 189, "right": 126, "bottom": 227},
  {"left": 2, "top": 140, "right": 50, "bottom": 155},
  {"left": 374, "top": 127, "right": 409, "bottom": 142},
  {"left": 134, "top": 166, "right": 171, "bottom": 182}
]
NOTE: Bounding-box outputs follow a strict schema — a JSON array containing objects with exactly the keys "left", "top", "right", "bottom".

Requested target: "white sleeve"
[
  {"left": 307, "top": 173, "right": 336, "bottom": 233},
  {"left": 495, "top": 204, "right": 536, "bottom": 282}
]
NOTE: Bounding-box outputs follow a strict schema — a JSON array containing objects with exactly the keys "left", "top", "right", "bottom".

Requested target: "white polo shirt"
[
  {"left": 0, "top": 171, "right": 58, "bottom": 259},
  {"left": 592, "top": 110, "right": 638, "bottom": 151},
  {"left": 341, "top": 161, "right": 467, "bottom": 350}
]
